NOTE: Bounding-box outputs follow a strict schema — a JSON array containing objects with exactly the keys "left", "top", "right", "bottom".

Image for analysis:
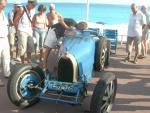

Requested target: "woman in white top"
[{"left": 32, "top": 4, "right": 48, "bottom": 63}]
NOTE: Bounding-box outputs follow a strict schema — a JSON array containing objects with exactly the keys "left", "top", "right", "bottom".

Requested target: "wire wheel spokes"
[
  {"left": 100, "top": 47, "right": 106, "bottom": 69},
  {"left": 101, "top": 81, "right": 115, "bottom": 112}
]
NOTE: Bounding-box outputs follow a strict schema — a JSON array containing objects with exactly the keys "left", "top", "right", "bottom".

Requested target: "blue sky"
[{"left": 8, "top": 0, "right": 150, "bottom": 6}]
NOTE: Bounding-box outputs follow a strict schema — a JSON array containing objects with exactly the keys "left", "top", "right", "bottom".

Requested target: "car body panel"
[{"left": 60, "top": 34, "right": 96, "bottom": 82}]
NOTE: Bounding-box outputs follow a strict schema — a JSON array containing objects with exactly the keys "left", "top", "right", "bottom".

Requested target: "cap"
[{"left": 14, "top": 0, "right": 22, "bottom": 6}]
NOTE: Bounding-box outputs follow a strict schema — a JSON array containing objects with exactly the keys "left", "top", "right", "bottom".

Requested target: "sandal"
[
  {"left": 133, "top": 60, "right": 138, "bottom": 64},
  {"left": 124, "top": 57, "right": 130, "bottom": 62},
  {"left": 138, "top": 55, "right": 144, "bottom": 59}
]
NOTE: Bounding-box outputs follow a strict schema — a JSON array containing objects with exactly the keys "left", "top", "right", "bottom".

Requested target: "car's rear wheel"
[
  {"left": 7, "top": 64, "right": 45, "bottom": 108},
  {"left": 90, "top": 72, "right": 117, "bottom": 113},
  {"left": 94, "top": 38, "right": 107, "bottom": 71},
  {"left": 105, "top": 40, "right": 111, "bottom": 67}
]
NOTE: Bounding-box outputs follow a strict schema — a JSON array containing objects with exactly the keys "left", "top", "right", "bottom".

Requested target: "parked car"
[{"left": 7, "top": 22, "right": 117, "bottom": 113}]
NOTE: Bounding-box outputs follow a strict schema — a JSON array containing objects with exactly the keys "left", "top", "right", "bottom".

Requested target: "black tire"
[
  {"left": 105, "top": 40, "right": 111, "bottom": 67},
  {"left": 7, "top": 64, "right": 45, "bottom": 108},
  {"left": 90, "top": 72, "right": 117, "bottom": 113},
  {"left": 94, "top": 38, "right": 107, "bottom": 71}
]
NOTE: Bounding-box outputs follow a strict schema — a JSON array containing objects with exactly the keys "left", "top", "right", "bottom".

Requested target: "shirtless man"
[
  {"left": 47, "top": 3, "right": 61, "bottom": 27},
  {"left": 44, "top": 4, "right": 70, "bottom": 70}
]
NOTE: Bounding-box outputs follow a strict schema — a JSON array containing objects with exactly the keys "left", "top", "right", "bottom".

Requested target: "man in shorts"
[
  {"left": 8, "top": 1, "right": 22, "bottom": 59},
  {"left": 140, "top": 5, "right": 150, "bottom": 57},
  {"left": 14, "top": 0, "right": 37, "bottom": 63},
  {"left": 125, "top": 3, "right": 146, "bottom": 64}
]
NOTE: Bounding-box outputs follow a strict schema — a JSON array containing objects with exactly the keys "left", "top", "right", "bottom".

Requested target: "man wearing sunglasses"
[
  {"left": 0, "top": 0, "right": 11, "bottom": 87},
  {"left": 14, "top": 0, "right": 37, "bottom": 64}
]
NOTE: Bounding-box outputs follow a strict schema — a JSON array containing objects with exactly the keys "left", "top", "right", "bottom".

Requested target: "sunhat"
[{"left": 14, "top": 0, "right": 22, "bottom": 6}]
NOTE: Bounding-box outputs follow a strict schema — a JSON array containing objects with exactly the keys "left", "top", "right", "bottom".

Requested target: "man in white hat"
[
  {"left": 14, "top": 0, "right": 37, "bottom": 63},
  {"left": 0, "top": 0, "right": 11, "bottom": 87},
  {"left": 8, "top": 0, "right": 22, "bottom": 59}
]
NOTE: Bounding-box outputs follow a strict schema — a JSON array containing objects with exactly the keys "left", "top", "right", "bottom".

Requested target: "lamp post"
[{"left": 86, "top": 0, "right": 89, "bottom": 22}]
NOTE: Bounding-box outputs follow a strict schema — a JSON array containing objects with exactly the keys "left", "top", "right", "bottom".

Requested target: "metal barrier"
[{"left": 103, "top": 29, "right": 118, "bottom": 54}]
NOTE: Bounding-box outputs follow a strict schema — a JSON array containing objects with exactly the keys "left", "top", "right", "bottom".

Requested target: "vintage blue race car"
[{"left": 7, "top": 26, "right": 117, "bottom": 113}]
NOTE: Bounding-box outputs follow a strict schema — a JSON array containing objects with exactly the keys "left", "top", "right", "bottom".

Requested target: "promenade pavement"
[{"left": 0, "top": 44, "right": 150, "bottom": 113}]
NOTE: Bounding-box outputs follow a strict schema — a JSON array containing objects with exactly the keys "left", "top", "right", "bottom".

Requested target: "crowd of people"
[
  {"left": 124, "top": 3, "right": 150, "bottom": 64},
  {"left": 0, "top": 0, "right": 150, "bottom": 87},
  {"left": 0, "top": 0, "right": 73, "bottom": 86},
  {"left": 0, "top": 0, "right": 86, "bottom": 86}
]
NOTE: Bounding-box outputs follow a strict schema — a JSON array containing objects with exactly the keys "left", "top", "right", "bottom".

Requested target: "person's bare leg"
[
  {"left": 141, "top": 40, "right": 145, "bottom": 56},
  {"left": 35, "top": 50, "right": 39, "bottom": 63},
  {"left": 134, "top": 52, "right": 138, "bottom": 64},
  {"left": 44, "top": 48, "right": 51, "bottom": 69},
  {"left": 144, "top": 39, "right": 148, "bottom": 57},
  {"left": 40, "top": 49, "right": 43, "bottom": 62},
  {"left": 10, "top": 44, "right": 13, "bottom": 59},
  {"left": 20, "top": 55, "right": 25, "bottom": 64},
  {"left": 125, "top": 52, "right": 131, "bottom": 62},
  {"left": 144, "top": 39, "right": 148, "bottom": 56}
]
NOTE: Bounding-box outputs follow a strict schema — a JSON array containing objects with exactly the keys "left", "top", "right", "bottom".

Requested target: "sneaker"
[
  {"left": 137, "top": 55, "right": 144, "bottom": 59},
  {"left": 0, "top": 79, "right": 4, "bottom": 87}
]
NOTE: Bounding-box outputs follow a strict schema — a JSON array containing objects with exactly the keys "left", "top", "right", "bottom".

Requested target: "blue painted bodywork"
[
  {"left": 40, "top": 80, "right": 84, "bottom": 104},
  {"left": 39, "top": 31, "right": 100, "bottom": 104},
  {"left": 18, "top": 30, "right": 102, "bottom": 105},
  {"left": 62, "top": 34, "right": 97, "bottom": 82},
  {"left": 20, "top": 73, "right": 40, "bottom": 98}
]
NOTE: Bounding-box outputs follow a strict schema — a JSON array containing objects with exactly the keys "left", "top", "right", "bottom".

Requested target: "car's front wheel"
[
  {"left": 7, "top": 64, "right": 45, "bottom": 108},
  {"left": 90, "top": 72, "right": 117, "bottom": 113}
]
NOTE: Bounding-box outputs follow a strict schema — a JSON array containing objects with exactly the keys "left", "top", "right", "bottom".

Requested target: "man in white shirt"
[
  {"left": 14, "top": 0, "right": 37, "bottom": 63},
  {"left": 125, "top": 3, "right": 146, "bottom": 64},
  {"left": 8, "top": 1, "right": 22, "bottom": 58},
  {"left": 0, "top": 0, "right": 11, "bottom": 87}
]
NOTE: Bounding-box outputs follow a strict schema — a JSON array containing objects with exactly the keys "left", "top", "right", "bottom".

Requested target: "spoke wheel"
[
  {"left": 7, "top": 64, "right": 44, "bottom": 108},
  {"left": 18, "top": 70, "right": 41, "bottom": 99},
  {"left": 90, "top": 72, "right": 117, "bottom": 113},
  {"left": 105, "top": 40, "right": 111, "bottom": 67},
  {"left": 100, "top": 46, "right": 106, "bottom": 70},
  {"left": 94, "top": 38, "right": 107, "bottom": 71}
]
